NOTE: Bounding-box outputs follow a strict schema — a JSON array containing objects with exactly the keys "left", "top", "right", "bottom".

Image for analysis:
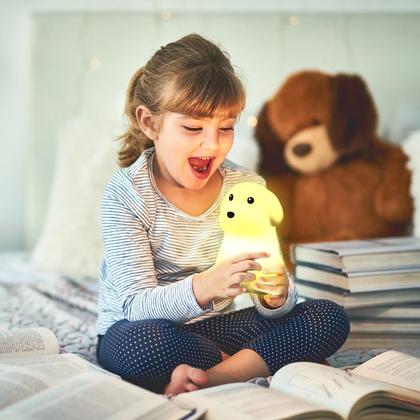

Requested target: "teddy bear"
[{"left": 254, "top": 70, "right": 414, "bottom": 265}]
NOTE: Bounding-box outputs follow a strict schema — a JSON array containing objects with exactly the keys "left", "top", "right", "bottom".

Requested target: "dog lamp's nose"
[{"left": 227, "top": 211, "right": 235, "bottom": 218}]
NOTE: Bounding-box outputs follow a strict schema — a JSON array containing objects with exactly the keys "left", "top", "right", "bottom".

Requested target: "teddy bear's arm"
[{"left": 374, "top": 145, "right": 414, "bottom": 224}]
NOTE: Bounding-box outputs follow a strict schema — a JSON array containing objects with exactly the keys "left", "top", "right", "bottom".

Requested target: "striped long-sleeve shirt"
[{"left": 96, "top": 148, "right": 298, "bottom": 335}]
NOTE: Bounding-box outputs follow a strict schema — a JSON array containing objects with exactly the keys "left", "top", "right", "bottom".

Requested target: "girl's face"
[{"left": 153, "top": 112, "right": 236, "bottom": 190}]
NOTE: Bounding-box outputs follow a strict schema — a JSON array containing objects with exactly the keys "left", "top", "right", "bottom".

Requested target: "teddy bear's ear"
[
  {"left": 255, "top": 103, "right": 289, "bottom": 174},
  {"left": 328, "top": 74, "right": 378, "bottom": 155}
]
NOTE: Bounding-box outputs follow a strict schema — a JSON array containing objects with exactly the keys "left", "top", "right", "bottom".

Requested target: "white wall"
[
  {"left": 2, "top": 0, "right": 420, "bottom": 251},
  {"left": 0, "top": 2, "right": 30, "bottom": 251}
]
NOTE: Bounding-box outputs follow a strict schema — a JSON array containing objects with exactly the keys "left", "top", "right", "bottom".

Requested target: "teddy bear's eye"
[
  {"left": 229, "top": 194, "right": 234, "bottom": 201},
  {"left": 247, "top": 197, "right": 254, "bottom": 204}
]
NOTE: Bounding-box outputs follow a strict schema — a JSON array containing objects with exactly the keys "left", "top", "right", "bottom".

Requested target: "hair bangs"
[{"left": 163, "top": 66, "right": 245, "bottom": 118}]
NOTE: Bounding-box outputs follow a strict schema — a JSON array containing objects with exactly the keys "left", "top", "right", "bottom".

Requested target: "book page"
[
  {"left": 270, "top": 362, "right": 396, "bottom": 419},
  {"left": 0, "top": 365, "right": 57, "bottom": 409},
  {"left": 0, "top": 353, "right": 107, "bottom": 382},
  {"left": 0, "top": 372, "right": 197, "bottom": 420},
  {"left": 353, "top": 351, "right": 420, "bottom": 394},
  {"left": 0, "top": 327, "right": 59, "bottom": 358},
  {"left": 176, "top": 382, "right": 340, "bottom": 420}
]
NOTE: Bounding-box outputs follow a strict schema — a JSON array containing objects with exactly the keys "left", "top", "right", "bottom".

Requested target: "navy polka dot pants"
[{"left": 96, "top": 299, "right": 349, "bottom": 393}]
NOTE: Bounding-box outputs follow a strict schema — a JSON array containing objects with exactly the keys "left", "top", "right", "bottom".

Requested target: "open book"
[
  {"left": 0, "top": 327, "right": 201, "bottom": 419},
  {"left": 176, "top": 350, "right": 420, "bottom": 419}
]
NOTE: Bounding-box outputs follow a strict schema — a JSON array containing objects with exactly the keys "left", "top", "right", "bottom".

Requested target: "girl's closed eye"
[
  {"left": 183, "top": 125, "right": 202, "bottom": 132},
  {"left": 182, "top": 126, "right": 234, "bottom": 132}
]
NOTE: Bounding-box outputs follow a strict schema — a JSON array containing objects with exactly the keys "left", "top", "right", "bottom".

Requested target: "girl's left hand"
[
  {"left": 257, "top": 269, "right": 289, "bottom": 309},
  {"left": 262, "top": 293, "right": 288, "bottom": 308}
]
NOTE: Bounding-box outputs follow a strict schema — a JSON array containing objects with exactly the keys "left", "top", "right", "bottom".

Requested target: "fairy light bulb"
[
  {"left": 160, "top": 10, "right": 172, "bottom": 21},
  {"left": 288, "top": 15, "right": 300, "bottom": 27},
  {"left": 247, "top": 115, "right": 258, "bottom": 128},
  {"left": 88, "top": 57, "right": 102, "bottom": 71}
]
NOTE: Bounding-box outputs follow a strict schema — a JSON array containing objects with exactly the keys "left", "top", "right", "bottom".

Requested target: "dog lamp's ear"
[{"left": 268, "top": 190, "right": 284, "bottom": 227}]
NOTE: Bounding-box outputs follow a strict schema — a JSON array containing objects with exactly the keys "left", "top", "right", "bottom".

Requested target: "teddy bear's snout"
[
  {"left": 227, "top": 211, "right": 235, "bottom": 218},
  {"left": 292, "top": 143, "right": 312, "bottom": 157}
]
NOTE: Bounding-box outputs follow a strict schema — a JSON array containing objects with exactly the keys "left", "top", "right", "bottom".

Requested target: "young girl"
[{"left": 96, "top": 33, "right": 350, "bottom": 394}]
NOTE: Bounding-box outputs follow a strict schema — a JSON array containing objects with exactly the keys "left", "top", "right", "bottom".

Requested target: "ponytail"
[{"left": 118, "top": 67, "right": 154, "bottom": 167}]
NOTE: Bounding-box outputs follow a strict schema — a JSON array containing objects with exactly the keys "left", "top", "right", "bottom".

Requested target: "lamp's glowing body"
[{"left": 217, "top": 182, "right": 285, "bottom": 295}]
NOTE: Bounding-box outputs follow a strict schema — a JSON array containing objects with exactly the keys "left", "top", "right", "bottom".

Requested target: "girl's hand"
[
  {"left": 262, "top": 293, "right": 288, "bottom": 308},
  {"left": 257, "top": 269, "right": 289, "bottom": 309},
  {"left": 193, "top": 252, "right": 269, "bottom": 306}
]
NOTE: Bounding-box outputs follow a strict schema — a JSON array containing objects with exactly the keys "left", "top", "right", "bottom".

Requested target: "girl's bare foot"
[{"left": 164, "top": 364, "right": 208, "bottom": 395}]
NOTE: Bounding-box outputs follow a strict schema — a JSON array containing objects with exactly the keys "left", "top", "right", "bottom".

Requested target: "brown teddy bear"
[{"left": 255, "top": 70, "right": 414, "bottom": 265}]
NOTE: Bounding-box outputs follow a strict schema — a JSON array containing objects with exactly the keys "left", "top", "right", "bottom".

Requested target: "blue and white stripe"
[{"left": 96, "top": 148, "right": 298, "bottom": 335}]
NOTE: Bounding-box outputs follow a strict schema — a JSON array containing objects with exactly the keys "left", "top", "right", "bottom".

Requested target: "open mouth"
[{"left": 188, "top": 156, "right": 214, "bottom": 178}]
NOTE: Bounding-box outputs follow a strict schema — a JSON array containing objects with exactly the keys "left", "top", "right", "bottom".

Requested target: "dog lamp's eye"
[
  {"left": 229, "top": 194, "right": 234, "bottom": 201},
  {"left": 247, "top": 197, "right": 254, "bottom": 204}
]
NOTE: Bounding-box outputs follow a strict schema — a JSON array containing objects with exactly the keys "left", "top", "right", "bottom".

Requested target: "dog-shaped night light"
[{"left": 217, "top": 182, "right": 286, "bottom": 295}]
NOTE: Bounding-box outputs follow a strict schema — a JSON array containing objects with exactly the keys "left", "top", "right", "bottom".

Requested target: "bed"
[
  {"left": 3, "top": 250, "right": 416, "bottom": 378},
  {"left": 0, "top": 252, "right": 98, "bottom": 365},
  {"left": 4, "top": 118, "right": 419, "bottom": 383}
]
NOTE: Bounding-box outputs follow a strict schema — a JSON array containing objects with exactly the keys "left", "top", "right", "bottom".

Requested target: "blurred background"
[{"left": 2, "top": 0, "right": 420, "bottom": 252}]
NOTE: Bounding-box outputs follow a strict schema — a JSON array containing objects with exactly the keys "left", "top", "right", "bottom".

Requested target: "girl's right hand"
[{"left": 192, "top": 252, "right": 270, "bottom": 307}]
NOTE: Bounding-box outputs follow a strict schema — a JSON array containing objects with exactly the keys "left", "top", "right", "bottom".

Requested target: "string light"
[
  {"left": 160, "top": 10, "right": 172, "bottom": 21},
  {"left": 247, "top": 115, "right": 258, "bottom": 127},
  {"left": 88, "top": 57, "right": 102, "bottom": 70},
  {"left": 288, "top": 15, "right": 300, "bottom": 27}
]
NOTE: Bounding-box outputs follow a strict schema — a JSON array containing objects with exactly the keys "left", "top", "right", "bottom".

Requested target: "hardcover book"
[
  {"left": 292, "top": 237, "right": 420, "bottom": 272},
  {"left": 294, "top": 280, "right": 420, "bottom": 308},
  {"left": 295, "top": 264, "right": 420, "bottom": 293}
]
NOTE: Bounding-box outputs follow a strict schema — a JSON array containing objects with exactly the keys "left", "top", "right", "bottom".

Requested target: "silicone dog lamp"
[{"left": 217, "top": 182, "right": 286, "bottom": 295}]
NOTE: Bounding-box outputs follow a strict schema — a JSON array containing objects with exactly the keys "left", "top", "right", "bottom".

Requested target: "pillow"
[
  {"left": 402, "top": 130, "right": 420, "bottom": 237},
  {"left": 31, "top": 118, "right": 121, "bottom": 280}
]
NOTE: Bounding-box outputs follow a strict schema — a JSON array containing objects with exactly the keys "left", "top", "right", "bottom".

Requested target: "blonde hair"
[{"left": 118, "top": 33, "right": 246, "bottom": 167}]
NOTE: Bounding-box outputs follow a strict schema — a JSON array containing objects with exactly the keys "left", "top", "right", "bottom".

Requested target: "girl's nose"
[{"left": 200, "top": 131, "right": 220, "bottom": 151}]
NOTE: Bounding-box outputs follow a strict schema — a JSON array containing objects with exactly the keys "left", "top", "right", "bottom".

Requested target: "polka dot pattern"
[
  {"left": 97, "top": 299, "right": 349, "bottom": 392},
  {"left": 245, "top": 299, "right": 350, "bottom": 374}
]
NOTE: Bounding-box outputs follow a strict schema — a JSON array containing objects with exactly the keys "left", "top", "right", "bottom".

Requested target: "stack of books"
[{"left": 291, "top": 236, "right": 420, "bottom": 349}]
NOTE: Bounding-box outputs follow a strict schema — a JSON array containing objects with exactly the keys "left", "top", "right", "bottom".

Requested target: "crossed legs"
[{"left": 97, "top": 300, "right": 349, "bottom": 394}]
